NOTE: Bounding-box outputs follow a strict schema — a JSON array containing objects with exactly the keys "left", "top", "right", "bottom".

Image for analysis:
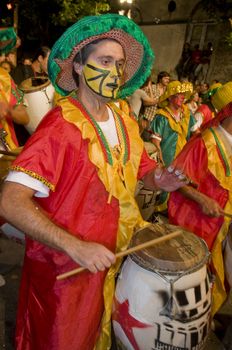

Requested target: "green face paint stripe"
[
  {"left": 87, "top": 73, "right": 108, "bottom": 82},
  {"left": 83, "top": 74, "right": 113, "bottom": 98},
  {"left": 86, "top": 63, "right": 109, "bottom": 74},
  {"left": 85, "top": 63, "right": 111, "bottom": 95}
]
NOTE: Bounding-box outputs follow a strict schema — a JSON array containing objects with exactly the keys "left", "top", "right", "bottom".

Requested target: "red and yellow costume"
[
  {"left": 0, "top": 67, "right": 22, "bottom": 149},
  {"left": 168, "top": 126, "right": 232, "bottom": 315},
  {"left": 12, "top": 97, "right": 156, "bottom": 350}
]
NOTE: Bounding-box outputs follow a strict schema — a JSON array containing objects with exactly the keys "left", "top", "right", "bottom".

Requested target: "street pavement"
[{"left": 0, "top": 233, "right": 231, "bottom": 349}]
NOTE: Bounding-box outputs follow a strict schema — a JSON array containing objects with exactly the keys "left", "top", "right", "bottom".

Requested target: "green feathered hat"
[
  {"left": 48, "top": 14, "right": 155, "bottom": 99},
  {"left": 0, "top": 27, "right": 17, "bottom": 54}
]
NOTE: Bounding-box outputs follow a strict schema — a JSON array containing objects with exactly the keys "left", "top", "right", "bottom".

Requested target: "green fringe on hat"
[
  {"left": 0, "top": 27, "right": 17, "bottom": 54},
  {"left": 48, "top": 14, "right": 154, "bottom": 99}
]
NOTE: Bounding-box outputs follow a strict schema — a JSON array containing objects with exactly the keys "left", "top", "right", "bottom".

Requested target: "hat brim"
[{"left": 48, "top": 14, "right": 155, "bottom": 99}]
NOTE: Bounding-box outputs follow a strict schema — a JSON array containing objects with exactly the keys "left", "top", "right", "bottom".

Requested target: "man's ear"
[{"left": 73, "top": 62, "right": 83, "bottom": 76}]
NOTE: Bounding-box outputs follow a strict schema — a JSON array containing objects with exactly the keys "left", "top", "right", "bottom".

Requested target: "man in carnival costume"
[
  {"left": 150, "top": 80, "right": 196, "bottom": 211},
  {"left": 0, "top": 27, "right": 29, "bottom": 152},
  {"left": 168, "top": 82, "right": 232, "bottom": 317},
  {"left": 0, "top": 15, "right": 188, "bottom": 350}
]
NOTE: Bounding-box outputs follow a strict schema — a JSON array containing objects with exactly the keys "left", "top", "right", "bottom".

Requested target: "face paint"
[
  {"left": 82, "top": 60, "right": 123, "bottom": 99},
  {"left": 169, "top": 93, "right": 185, "bottom": 108}
]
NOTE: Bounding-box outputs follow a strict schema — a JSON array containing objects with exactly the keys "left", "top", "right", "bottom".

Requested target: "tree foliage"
[
  {"left": 52, "top": 0, "right": 110, "bottom": 26},
  {"left": 17, "top": 0, "right": 110, "bottom": 45},
  {"left": 201, "top": 0, "right": 232, "bottom": 20}
]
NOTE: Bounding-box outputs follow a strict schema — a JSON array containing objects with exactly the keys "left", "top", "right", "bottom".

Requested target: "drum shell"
[
  {"left": 135, "top": 186, "right": 158, "bottom": 221},
  {"left": 112, "top": 224, "right": 211, "bottom": 350},
  {"left": 20, "top": 78, "right": 55, "bottom": 134}
]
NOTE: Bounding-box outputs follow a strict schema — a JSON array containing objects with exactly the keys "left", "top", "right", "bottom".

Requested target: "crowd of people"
[
  {"left": 0, "top": 13, "right": 231, "bottom": 350},
  {"left": 176, "top": 41, "right": 213, "bottom": 83}
]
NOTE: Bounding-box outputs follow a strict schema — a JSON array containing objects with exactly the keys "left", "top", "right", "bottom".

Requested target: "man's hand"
[
  {"left": 179, "top": 185, "right": 224, "bottom": 218},
  {"left": 65, "top": 238, "right": 116, "bottom": 273},
  {"left": 0, "top": 101, "right": 10, "bottom": 119},
  {"left": 154, "top": 165, "right": 189, "bottom": 192},
  {"left": 0, "top": 101, "right": 29, "bottom": 125},
  {"left": 198, "top": 196, "right": 224, "bottom": 217}
]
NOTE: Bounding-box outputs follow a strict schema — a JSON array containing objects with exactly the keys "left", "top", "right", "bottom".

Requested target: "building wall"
[
  {"left": 141, "top": 24, "right": 187, "bottom": 80},
  {"left": 138, "top": 0, "right": 199, "bottom": 23},
  {"left": 125, "top": 0, "right": 232, "bottom": 83}
]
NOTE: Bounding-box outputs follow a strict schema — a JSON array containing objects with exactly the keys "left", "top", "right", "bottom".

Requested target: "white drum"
[
  {"left": 20, "top": 77, "right": 55, "bottom": 134},
  {"left": 113, "top": 223, "right": 211, "bottom": 350},
  {"left": 0, "top": 223, "right": 25, "bottom": 245}
]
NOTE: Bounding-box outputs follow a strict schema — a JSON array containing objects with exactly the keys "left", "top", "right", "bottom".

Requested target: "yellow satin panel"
[
  {"left": 157, "top": 104, "right": 191, "bottom": 158},
  {"left": 0, "top": 67, "right": 11, "bottom": 103},
  {"left": 58, "top": 97, "right": 148, "bottom": 350},
  {"left": 0, "top": 120, "right": 18, "bottom": 150},
  {"left": 203, "top": 127, "right": 232, "bottom": 315},
  {"left": 0, "top": 67, "right": 18, "bottom": 149}
]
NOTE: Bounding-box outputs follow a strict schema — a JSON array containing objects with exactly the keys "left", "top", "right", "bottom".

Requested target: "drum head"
[
  {"left": 20, "top": 76, "right": 49, "bottom": 92},
  {"left": 130, "top": 223, "right": 209, "bottom": 275}
]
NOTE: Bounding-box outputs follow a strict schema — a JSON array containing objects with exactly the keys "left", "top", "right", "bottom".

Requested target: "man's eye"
[
  {"left": 117, "top": 62, "right": 124, "bottom": 69},
  {"left": 101, "top": 59, "right": 109, "bottom": 65}
]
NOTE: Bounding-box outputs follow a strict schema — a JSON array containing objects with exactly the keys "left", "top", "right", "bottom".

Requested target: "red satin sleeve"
[
  {"left": 11, "top": 107, "right": 81, "bottom": 190},
  {"left": 137, "top": 148, "right": 157, "bottom": 180},
  {"left": 168, "top": 135, "right": 228, "bottom": 250}
]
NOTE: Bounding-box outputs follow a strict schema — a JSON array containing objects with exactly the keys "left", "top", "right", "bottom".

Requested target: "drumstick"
[
  {"left": 0, "top": 150, "right": 19, "bottom": 157},
  {"left": 56, "top": 230, "right": 182, "bottom": 281},
  {"left": 224, "top": 212, "right": 232, "bottom": 219}
]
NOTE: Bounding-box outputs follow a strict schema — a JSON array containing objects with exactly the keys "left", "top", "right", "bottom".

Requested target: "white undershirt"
[
  {"left": 6, "top": 106, "right": 119, "bottom": 197},
  {"left": 97, "top": 107, "right": 119, "bottom": 147},
  {"left": 190, "top": 112, "right": 203, "bottom": 132}
]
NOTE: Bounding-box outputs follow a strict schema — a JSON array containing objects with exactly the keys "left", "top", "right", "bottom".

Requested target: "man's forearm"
[
  {"left": 0, "top": 182, "right": 79, "bottom": 253},
  {"left": 0, "top": 182, "right": 116, "bottom": 272},
  {"left": 11, "top": 104, "right": 30, "bottom": 125},
  {"left": 178, "top": 185, "right": 205, "bottom": 205}
]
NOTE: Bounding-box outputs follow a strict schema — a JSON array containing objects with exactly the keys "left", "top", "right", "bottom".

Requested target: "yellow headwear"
[
  {"left": 211, "top": 82, "right": 232, "bottom": 112},
  {"left": 159, "top": 80, "right": 193, "bottom": 107}
]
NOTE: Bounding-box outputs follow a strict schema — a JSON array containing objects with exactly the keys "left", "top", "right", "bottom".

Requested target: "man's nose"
[{"left": 110, "top": 65, "right": 119, "bottom": 78}]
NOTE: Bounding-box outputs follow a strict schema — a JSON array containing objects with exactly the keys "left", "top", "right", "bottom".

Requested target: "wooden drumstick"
[
  {"left": 0, "top": 150, "right": 19, "bottom": 157},
  {"left": 56, "top": 230, "right": 182, "bottom": 281},
  {"left": 224, "top": 212, "right": 232, "bottom": 219}
]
